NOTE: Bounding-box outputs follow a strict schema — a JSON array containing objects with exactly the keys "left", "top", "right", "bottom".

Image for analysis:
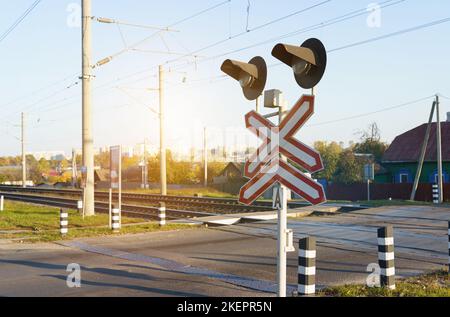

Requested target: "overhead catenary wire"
[
  {"left": 95, "top": 0, "right": 231, "bottom": 65},
  {"left": 0, "top": 72, "right": 79, "bottom": 110},
  {"left": 0, "top": 1, "right": 231, "bottom": 121},
  {"left": 65, "top": 0, "right": 401, "bottom": 97},
  {"left": 1, "top": 82, "right": 80, "bottom": 120},
  {"left": 307, "top": 95, "right": 436, "bottom": 127},
  {"left": 165, "top": 0, "right": 333, "bottom": 65},
  {"left": 169, "top": 0, "right": 407, "bottom": 70},
  {"left": 171, "top": 12, "right": 450, "bottom": 76},
  {"left": 0, "top": 0, "right": 43, "bottom": 44},
  {"left": 25, "top": 10, "right": 447, "bottom": 122},
  {"left": 10, "top": 10, "right": 447, "bottom": 123},
  {"left": 3, "top": 1, "right": 450, "bottom": 158},
  {"left": 120, "top": 0, "right": 405, "bottom": 80},
  {"left": 328, "top": 17, "right": 450, "bottom": 53},
  {"left": 96, "top": 17, "right": 178, "bottom": 32}
]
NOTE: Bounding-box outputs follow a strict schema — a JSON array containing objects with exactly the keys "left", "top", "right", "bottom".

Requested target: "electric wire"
[
  {"left": 307, "top": 95, "right": 436, "bottom": 127},
  {"left": 0, "top": 0, "right": 43, "bottom": 44}
]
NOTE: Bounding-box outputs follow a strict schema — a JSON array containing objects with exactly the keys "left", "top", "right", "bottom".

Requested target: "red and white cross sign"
[{"left": 239, "top": 95, "right": 326, "bottom": 205}]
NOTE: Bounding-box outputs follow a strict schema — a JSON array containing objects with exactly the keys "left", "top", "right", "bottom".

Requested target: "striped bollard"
[
  {"left": 298, "top": 237, "right": 316, "bottom": 295},
  {"left": 60, "top": 209, "right": 68, "bottom": 236},
  {"left": 448, "top": 222, "right": 450, "bottom": 271},
  {"left": 0, "top": 195, "right": 4, "bottom": 211},
  {"left": 112, "top": 205, "right": 121, "bottom": 232},
  {"left": 378, "top": 225, "right": 395, "bottom": 290},
  {"left": 158, "top": 202, "right": 166, "bottom": 226},
  {"left": 433, "top": 184, "right": 439, "bottom": 204}
]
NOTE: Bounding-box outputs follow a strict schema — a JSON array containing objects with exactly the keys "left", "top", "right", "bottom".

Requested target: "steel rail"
[
  {"left": 0, "top": 191, "right": 215, "bottom": 220},
  {"left": 0, "top": 185, "right": 282, "bottom": 212}
]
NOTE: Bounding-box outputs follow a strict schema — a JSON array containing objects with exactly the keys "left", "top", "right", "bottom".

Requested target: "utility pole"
[
  {"left": 82, "top": 0, "right": 95, "bottom": 216},
  {"left": 159, "top": 65, "right": 167, "bottom": 195},
  {"left": 21, "top": 112, "right": 26, "bottom": 188},
  {"left": 410, "top": 101, "right": 436, "bottom": 200},
  {"left": 203, "top": 127, "right": 208, "bottom": 187},
  {"left": 436, "top": 94, "right": 443, "bottom": 203}
]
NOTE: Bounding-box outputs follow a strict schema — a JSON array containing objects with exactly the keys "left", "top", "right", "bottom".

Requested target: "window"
[{"left": 399, "top": 173, "right": 409, "bottom": 183}]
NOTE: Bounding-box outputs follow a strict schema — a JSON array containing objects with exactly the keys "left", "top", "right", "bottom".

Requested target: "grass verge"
[
  {"left": 0, "top": 200, "right": 197, "bottom": 243},
  {"left": 319, "top": 270, "right": 450, "bottom": 297}
]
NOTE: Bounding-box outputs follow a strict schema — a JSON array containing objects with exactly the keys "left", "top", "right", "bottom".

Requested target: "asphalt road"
[{"left": 0, "top": 204, "right": 448, "bottom": 296}]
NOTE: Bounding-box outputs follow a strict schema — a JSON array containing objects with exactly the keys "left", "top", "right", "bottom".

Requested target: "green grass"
[
  {"left": 319, "top": 270, "right": 450, "bottom": 297},
  {"left": 0, "top": 201, "right": 196, "bottom": 242}
]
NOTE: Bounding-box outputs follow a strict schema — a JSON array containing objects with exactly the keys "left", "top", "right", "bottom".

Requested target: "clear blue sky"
[{"left": 1, "top": 0, "right": 449, "bottom": 156}]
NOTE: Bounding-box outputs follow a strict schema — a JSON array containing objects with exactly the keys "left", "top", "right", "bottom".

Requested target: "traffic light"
[
  {"left": 220, "top": 56, "right": 267, "bottom": 101},
  {"left": 272, "top": 38, "right": 327, "bottom": 89}
]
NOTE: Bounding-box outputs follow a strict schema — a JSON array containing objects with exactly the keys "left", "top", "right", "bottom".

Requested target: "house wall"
[{"left": 378, "top": 162, "right": 450, "bottom": 184}]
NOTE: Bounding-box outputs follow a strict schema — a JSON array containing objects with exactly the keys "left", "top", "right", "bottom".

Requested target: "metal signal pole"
[
  {"left": 82, "top": 0, "right": 95, "bottom": 216},
  {"left": 255, "top": 95, "right": 260, "bottom": 113},
  {"left": 277, "top": 99, "right": 288, "bottom": 298},
  {"left": 21, "top": 112, "right": 26, "bottom": 188},
  {"left": 159, "top": 65, "right": 167, "bottom": 195},
  {"left": 436, "top": 94, "right": 443, "bottom": 203}
]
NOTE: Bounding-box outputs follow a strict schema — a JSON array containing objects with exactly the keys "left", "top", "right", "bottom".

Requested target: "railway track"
[
  {"left": 0, "top": 185, "right": 283, "bottom": 214},
  {"left": 0, "top": 191, "right": 216, "bottom": 221}
]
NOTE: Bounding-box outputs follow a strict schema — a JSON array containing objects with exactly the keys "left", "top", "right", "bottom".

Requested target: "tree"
[
  {"left": 95, "top": 151, "right": 110, "bottom": 169},
  {"left": 354, "top": 122, "right": 389, "bottom": 161},
  {"left": 333, "top": 149, "right": 363, "bottom": 184},
  {"left": 314, "top": 141, "right": 343, "bottom": 180},
  {"left": 357, "top": 122, "right": 381, "bottom": 142}
]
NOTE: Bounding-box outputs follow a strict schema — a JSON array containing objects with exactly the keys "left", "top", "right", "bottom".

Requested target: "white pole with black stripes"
[
  {"left": 111, "top": 204, "right": 121, "bottom": 232},
  {"left": 433, "top": 184, "right": 439, "bottom": 204},
  {"left": 447, "top": 221, "right": 450, "bottom": 271},
  {"left": 298, "top": 237, "right": 316, "bottom": 295},
  {"left": 158, "top": 202, "right": 166, "bottom": 226},
  {"left": 60, "top": 209, "right": 68, "bottom": 236},
  {"left": 378, "top": 225, "right": 395, "bottom": 290},
  {"left": 0, "top": 195, "right": 3, "bottom": 211}
]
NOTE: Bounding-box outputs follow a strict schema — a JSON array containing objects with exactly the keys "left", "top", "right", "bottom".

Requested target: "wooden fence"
[{"left": 326, "top": 182, "right": 450, "bottom": 202}]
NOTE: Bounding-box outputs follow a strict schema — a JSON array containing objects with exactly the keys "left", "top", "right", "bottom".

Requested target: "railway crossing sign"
[{"left": 239, "top": 95, "right": 326, "bottom": 206}]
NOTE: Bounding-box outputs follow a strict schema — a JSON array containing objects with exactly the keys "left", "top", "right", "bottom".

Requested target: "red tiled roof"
[{"left": 382, "top": 122, "right": 450, "bottom": 162}]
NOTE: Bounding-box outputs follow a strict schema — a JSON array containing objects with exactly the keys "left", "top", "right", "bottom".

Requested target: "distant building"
[
  {"left": 30, "top": 151, "right": 67, "bottom": 161},
  {"left": 213, "top": 162, "right": 245, "bottom": 184},
  {"left": 377, "top": 114, "right": 450, "bottom": 184}
]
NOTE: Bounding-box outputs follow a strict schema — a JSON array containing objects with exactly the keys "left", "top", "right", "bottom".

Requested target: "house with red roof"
[{"left": 377, "top": 113, "right": 450, "bottom": 184}]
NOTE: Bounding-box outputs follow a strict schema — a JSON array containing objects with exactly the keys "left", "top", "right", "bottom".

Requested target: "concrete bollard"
[
  {"left": 158, "top": 202, "right": 166, "bottom": 226},
  {"left": 378, "top": 225, "right": 395, "bottom": 290},
  {"left": 433, "top": 184, "right": 439, "bottom": 204},
  {"left": 298, "top": 237, "right": 316, "bottom": 295},
  {"left": 0, "top": 195, "right": 4, "bottom": 211},
  {"left": 111, "top": 205, "right": 121, "bottom": 232},
  {"left": 60, "top": 209, "right": 68, "bottom": 236}
]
